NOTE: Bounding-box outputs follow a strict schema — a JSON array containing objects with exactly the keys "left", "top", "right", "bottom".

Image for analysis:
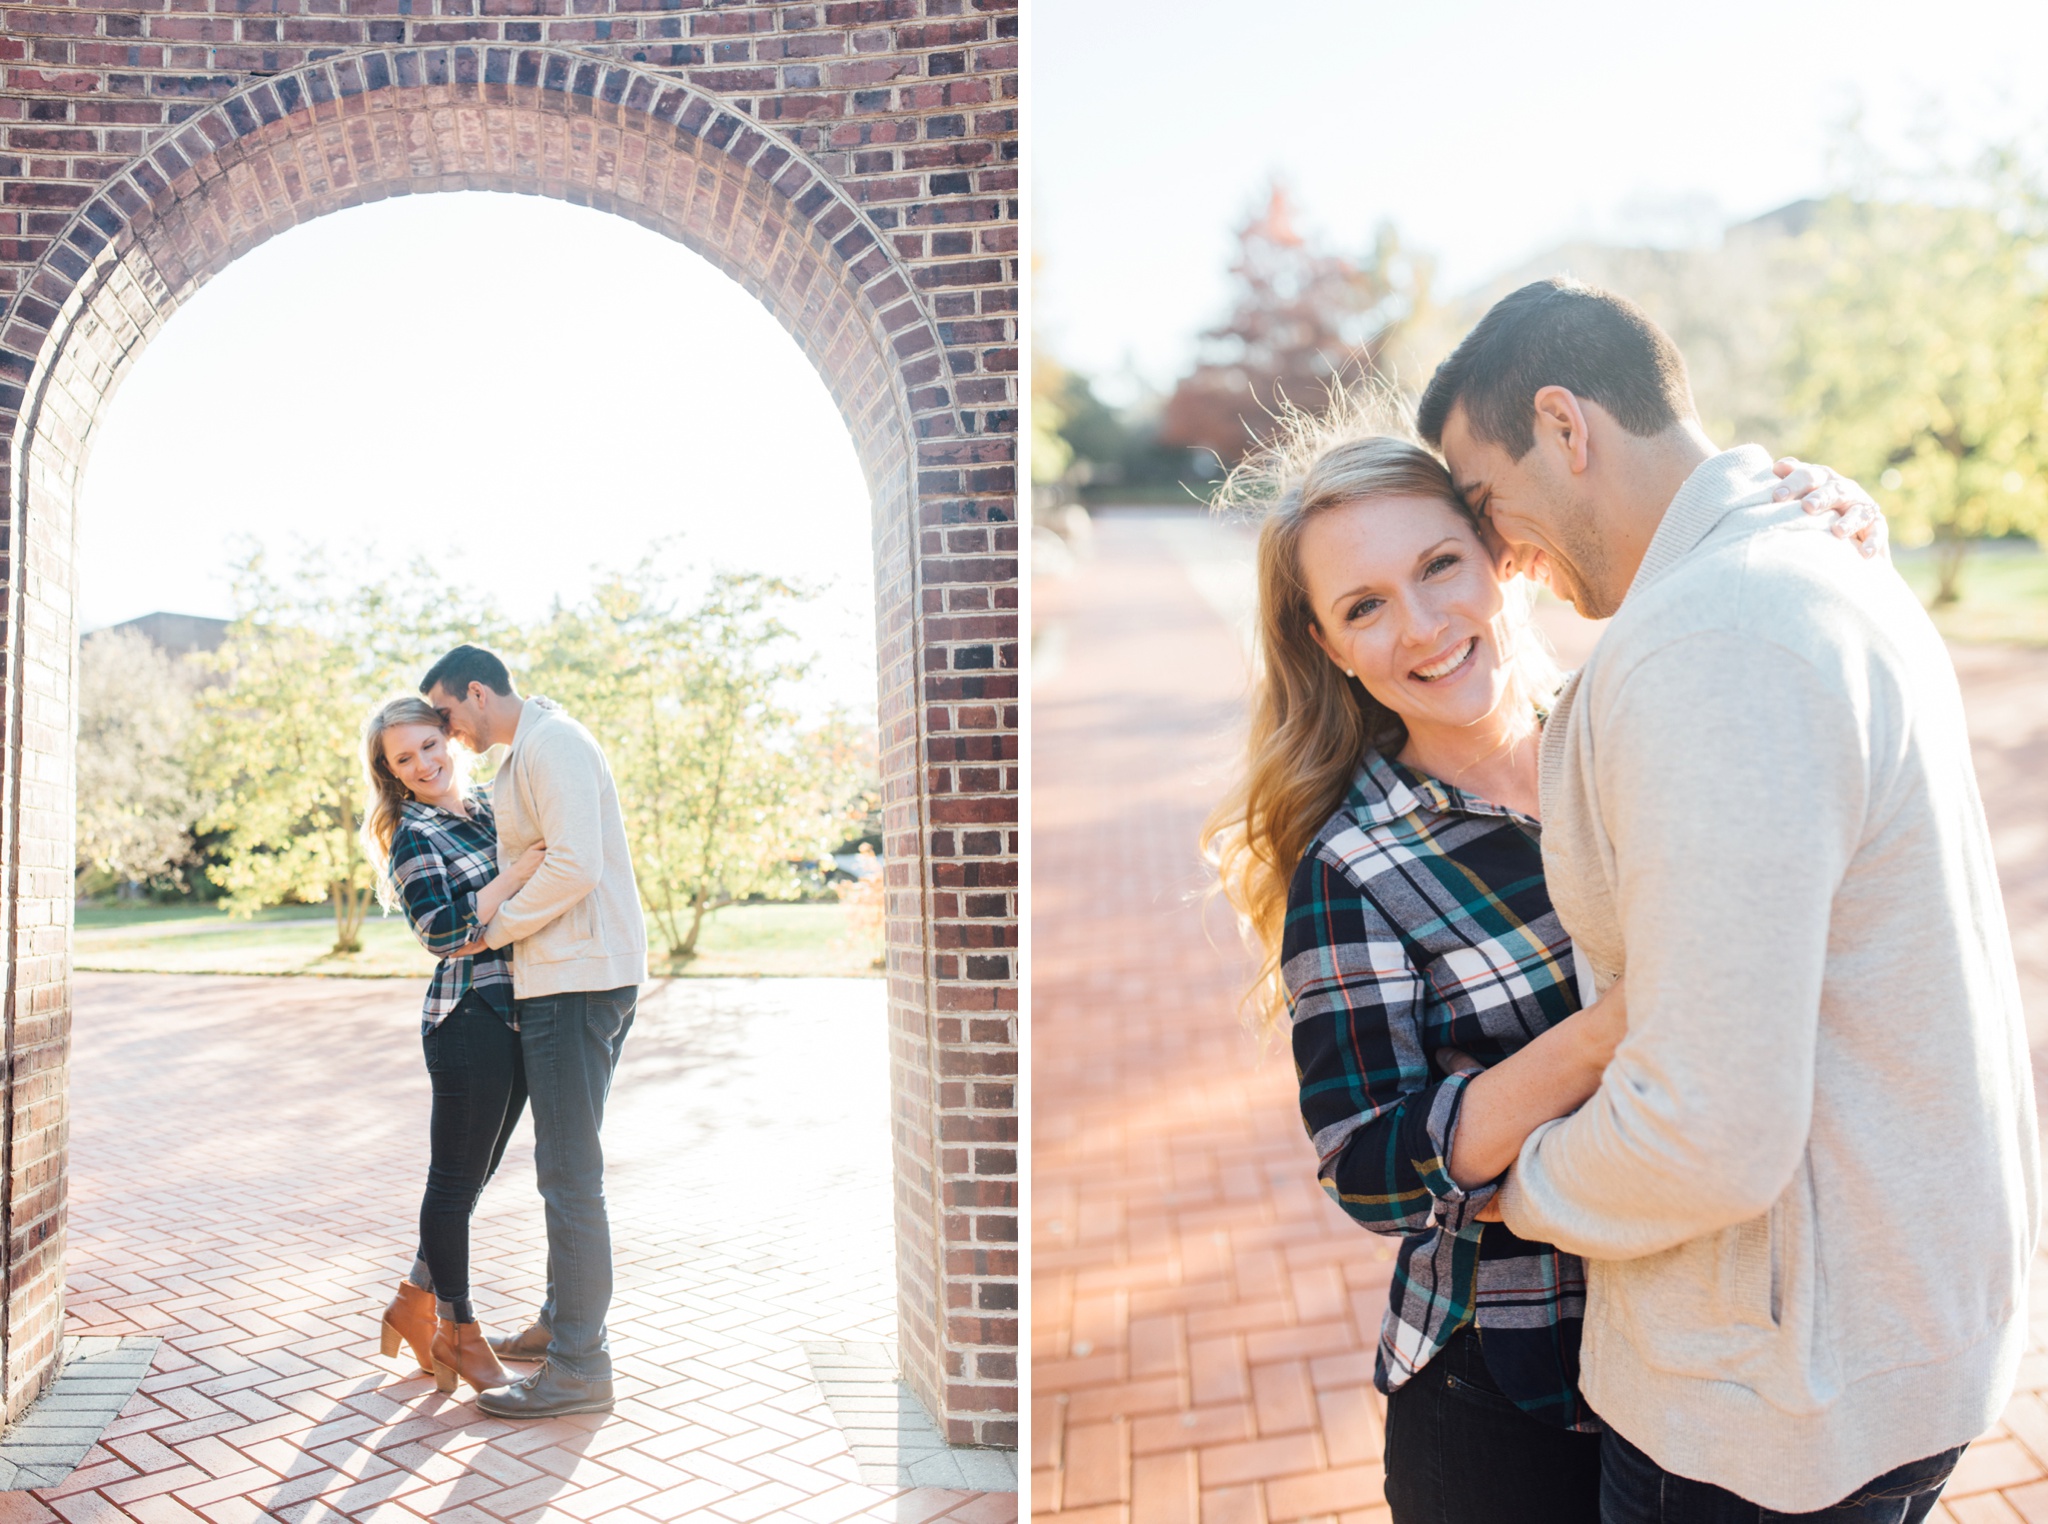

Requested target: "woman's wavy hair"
[
  {"left": 1198, "top": 385, "right": 1562, "bottom": 1041},
  {"left": 361, "top": 695, "right": 455, "bottom": 909}
]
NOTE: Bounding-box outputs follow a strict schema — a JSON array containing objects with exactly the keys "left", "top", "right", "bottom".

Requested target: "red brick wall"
[{"left": 0, "top": 0, "right": 1016, "bottom": 1447}]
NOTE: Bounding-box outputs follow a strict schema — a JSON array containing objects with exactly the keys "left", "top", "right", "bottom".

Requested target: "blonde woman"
[
  {"left": 362, "top": 696, "right": 544, "bottom": 1397},
  {"left": 1201, "top": 401, "right": 1884, "bottom": 1522}
]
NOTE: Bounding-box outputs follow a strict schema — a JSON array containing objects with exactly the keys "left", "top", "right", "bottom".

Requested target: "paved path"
[
  {"left": 6, "top": 972, "right": 1013, "bottom": 1524},
  {"left": 1031, "top": 510, "right": 2048, "bottom": 1524}
]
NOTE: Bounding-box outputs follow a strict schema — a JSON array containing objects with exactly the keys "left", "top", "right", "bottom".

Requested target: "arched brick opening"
[{"left": 0, "top": 25, "right": 1015, "bottom": 1450}]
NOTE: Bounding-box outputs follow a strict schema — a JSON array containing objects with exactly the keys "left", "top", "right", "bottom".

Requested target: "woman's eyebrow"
[
  {"left": 1326, "top": 536, "right": 1465, "bottom": 614},
  {"left": 1327, "top": 579, "right": 1379, "bottom": 615}
]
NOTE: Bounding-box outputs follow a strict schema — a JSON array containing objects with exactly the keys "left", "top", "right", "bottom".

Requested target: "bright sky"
[
  {"left": 79, "top": 191, "right": 878, "bottom": 720},
  {"left": 1034, "top": 0, "right": 2048, "bottom": 398}
]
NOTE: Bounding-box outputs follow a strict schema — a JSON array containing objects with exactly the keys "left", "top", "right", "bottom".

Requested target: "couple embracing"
[
  {"left": 360, "top": 645, "right": 645, "bottom": 1419},
  {"left": 1207, "top": 281, "right": 2039, "bottom": 1521}
]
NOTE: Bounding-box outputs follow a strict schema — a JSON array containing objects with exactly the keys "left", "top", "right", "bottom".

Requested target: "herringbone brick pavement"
[
  {"left": 5, "top": 972, "right": 1013, "bottom": 1524},
  {"left": 1030, "top": 510, "right": 2048, "bottom": 1524}
]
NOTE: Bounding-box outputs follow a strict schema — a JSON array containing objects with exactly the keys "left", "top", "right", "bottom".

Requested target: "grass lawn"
[
  {"left": 74, "top": 901, "right": 884, "bottom": 980},
  {"left": 1894, "top": 544, "right": 2048, "bottom": 646}
]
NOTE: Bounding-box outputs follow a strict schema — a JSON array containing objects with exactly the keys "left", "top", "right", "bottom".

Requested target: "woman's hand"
[
  {"left": 473, "top": 842, "right": 546, "bottom": 928},
  {"left": 1773, "top": 458, "right": 1889, "bottom": 561}
]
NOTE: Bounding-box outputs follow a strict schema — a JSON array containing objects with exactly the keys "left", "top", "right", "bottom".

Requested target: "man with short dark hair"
[
  {"left": 1419, "top": 280, "right": 2037, "bottom": 1517},
  {"left": 422, "top": 643, "right": 647, "bottom": 1418},
  {"left": 1415, "top": 278, "right": 1710, "bottom": 619}
]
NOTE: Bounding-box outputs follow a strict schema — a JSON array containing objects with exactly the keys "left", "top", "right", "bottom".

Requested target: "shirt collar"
[
  {"left": 1345, "top": 748, "right": 1529, "bottom": 830},
  {"left": 400, "top": 795, "right": 481, "bottom": 825}
]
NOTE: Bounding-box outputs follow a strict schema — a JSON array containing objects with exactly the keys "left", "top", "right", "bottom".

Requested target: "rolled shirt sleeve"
[
  {"left": 1288, "top": 854, "right": 1500, "bottom": 1237},
  {"left": 389, "top": 827, "right": 486, "bottom": 958}
]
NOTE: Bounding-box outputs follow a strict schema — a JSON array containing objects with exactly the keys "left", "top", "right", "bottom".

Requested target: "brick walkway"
[
  {"left": 7, "top": 972, "right": 1014, "bottom": 1524},
  {"left": 1030, "top": 510, "right": 2048, "bottom": 1524}
]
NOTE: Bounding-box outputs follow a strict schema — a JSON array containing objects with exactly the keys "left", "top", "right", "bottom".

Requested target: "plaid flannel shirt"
[
  {"left": 389, "top": 796, "right": 515, "bottom": 1034},
  {"left": 1284, "top": 749, "right": 1594, "bottom": 1430}
]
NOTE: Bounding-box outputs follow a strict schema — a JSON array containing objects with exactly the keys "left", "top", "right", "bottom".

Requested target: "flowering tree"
[{"left": 1161, "top": 183, "right": 1429, "bottom": 469}]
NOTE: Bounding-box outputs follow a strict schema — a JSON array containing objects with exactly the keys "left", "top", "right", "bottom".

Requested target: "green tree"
[
  {"left": 525, "top": 563, "right": 874, "bottom": 963},
  {"left": 75, "top": 626, "right": 204, "bottom": 892},
  {"left": 191, "top": 611, "right": 380, "bottom": 952},
  {"left": 188, "top": 558, "right": 507, "bottom": 953},
  {"left": 1781, "top": 174, "right": 2048, "bottom": 604}
]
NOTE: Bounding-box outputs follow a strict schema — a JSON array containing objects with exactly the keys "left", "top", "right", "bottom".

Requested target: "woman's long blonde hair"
[
  {"left": 361, "top": 695, "right": 454, "bottom": 907},
  {"left": 1199, "top": 388, "right": 1562, "bottom": 1040}
]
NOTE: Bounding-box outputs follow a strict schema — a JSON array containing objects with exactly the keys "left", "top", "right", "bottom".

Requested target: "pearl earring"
[{"left": 1344, "top": 668, "right": 1356, "bottom": 678}]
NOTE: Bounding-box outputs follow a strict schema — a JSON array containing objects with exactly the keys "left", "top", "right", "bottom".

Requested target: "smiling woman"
[
  {"left": 1296, "top": 480, "right": 1548, "bottom": 819},
  {"left": 1200, "top": 393, "right": 1562, "bottom": 1018},
  {"left": 1198, "top": 394, "right": 1624, "bottom": 1519}
]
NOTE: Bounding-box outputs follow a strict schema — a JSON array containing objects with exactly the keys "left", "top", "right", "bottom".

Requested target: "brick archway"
[{"left": 0, "top": 21, "right": 1015, "bottom": 1450}]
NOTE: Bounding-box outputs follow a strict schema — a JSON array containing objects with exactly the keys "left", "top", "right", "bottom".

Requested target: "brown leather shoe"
[
  {"left": 432, "top": 1318, "right": 515, "bottom": 1394},
  {"left": 379, "top": 1281, "right": 436, "bottom": 1374},
  {"left": 488, "top": 1320, "right": 551, "bottom": 1362}
]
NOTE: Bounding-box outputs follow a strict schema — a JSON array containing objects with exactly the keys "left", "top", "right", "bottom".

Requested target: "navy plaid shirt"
[
  {"left": 388, "top": 796, "right": 515, "bottom": 1034},
  {"left": 1284, "top": 749, "right": 1593, "bottom": 1431}
]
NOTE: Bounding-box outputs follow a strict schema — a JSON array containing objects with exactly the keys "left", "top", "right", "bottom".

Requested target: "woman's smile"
[
  {"left": 1410, "top": 636, "right": 1479, "bottom": 684},
  {"left": 382, "top": 722, "right": 462, "bottom": 809}
]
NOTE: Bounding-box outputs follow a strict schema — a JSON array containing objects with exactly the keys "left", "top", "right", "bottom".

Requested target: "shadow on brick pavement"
[
  {"left": 1030, "top": 509, "right": 2048, "bottom": 1524},
  {"left": 7, "top": 970, "right": 1014, "bottom": 1524}
]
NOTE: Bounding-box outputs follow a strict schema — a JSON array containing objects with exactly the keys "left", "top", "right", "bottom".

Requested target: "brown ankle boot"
[
  {"left": 378, "top": 1282, "right": 436, "bottom": 1374},
  {"left": 432, "top": 1318, "right": 515, "bottom": 1394},
  {"left": 488, "top": 1320, "right": 551, "bottom": 1362}
]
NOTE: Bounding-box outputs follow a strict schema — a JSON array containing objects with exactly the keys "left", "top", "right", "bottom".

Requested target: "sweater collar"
[
  {"left": 1622, "top": 443, "right": 1777, "bottom": 606},
  {"left": 506, "top": 695, "right": 561, "bottom": 756}
]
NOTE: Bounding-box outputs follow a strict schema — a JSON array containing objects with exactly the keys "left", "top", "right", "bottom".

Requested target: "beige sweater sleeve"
[
  {"left": 483, "top": 723, "right": 607, "bottom": 949},
  {"left": 1500, "top": 630, "right": 1866, "bottom": 1258}
]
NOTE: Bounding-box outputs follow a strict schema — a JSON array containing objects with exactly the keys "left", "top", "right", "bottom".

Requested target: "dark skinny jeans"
[
  {"left": 517, "top": 985, "right": 635, "bottom": 1383},
  {"left": 1601, "top": 1427, "right": 1963, "bottom": 1523},
  {"left": 415, "top": 991, "right": 528, "bottom": 1319},
  {"left": 1383, "top": 1326, "right": 1603, "bottom": 1524}
]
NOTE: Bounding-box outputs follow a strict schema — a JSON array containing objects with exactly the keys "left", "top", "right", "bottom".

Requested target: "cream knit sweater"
[
  {"left": 481, "top": 697, "right": 648, "bottom": 998},
  {"left": 1500, "top": 446, "right": 2038, "bottom": 1509}
]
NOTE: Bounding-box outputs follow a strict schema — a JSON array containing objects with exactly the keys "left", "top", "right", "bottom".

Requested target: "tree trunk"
[
  {"left": 654, "top": 882, "right": 685, "bottom": 967},
  {"left": 672, "top": 706, "right": 737, "bottom": 963},
  {"left": 1931, "top": 524, "right": 1968, "bottom": 607},
  {"left": 330, "top": 881, "right": 363, "bottom": 954},
  {"left": 328, "top": 790, "right": 367, "bottom": 953},
  {"left": 675, "top": 893, "right": 715, "bottom": 960}
]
